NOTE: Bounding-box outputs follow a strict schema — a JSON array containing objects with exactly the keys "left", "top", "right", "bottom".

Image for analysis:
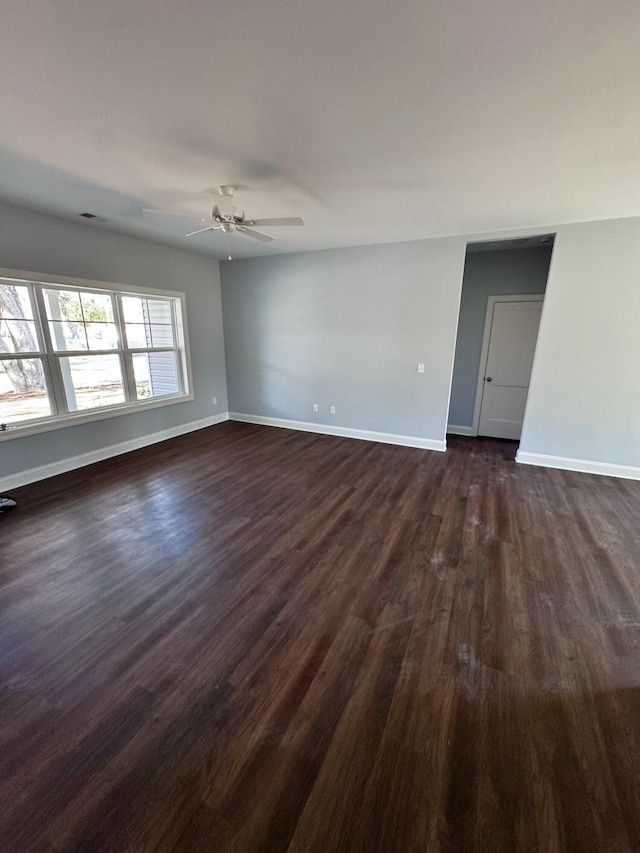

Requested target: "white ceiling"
[{"left": 1, "top": 0, "right": 639, "bottom": 260}]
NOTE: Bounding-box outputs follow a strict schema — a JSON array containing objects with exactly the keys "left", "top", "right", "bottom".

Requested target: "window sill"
[{"left": 0, "top": 393, "right": 194, "bottom": 442}]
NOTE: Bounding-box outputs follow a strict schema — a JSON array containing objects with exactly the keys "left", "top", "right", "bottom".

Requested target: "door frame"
[{"left": 470, "top": 293, "right": 545, "bottom": 437}]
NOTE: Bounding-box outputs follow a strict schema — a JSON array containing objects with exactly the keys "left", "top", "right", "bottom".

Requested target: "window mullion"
[
  {"left": 127, "top": 347, "right": 175, "bottom": 354},
  {"left": 32, "top": 284, "right": 67, "bottom": 416},
  {"left": 169, "top": 299, "right": 179, "bottom": 347},
  {"left": 114, "top": 294, "right": 136, "bottom": 402},
  {"left": 171, "top": 343, "right": 185, "bottom": 395}
]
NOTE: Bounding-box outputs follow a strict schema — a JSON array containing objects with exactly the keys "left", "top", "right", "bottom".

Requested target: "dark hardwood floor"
[{"left": 1, "top": 423, "right": 640, "bottom": 852}]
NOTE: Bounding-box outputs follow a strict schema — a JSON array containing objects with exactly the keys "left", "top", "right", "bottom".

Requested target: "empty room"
[{"left": 1, "top": 2, "right": 639, "bottom": 851}]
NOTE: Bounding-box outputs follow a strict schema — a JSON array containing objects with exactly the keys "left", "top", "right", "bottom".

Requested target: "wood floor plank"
[{"left": 1, "top": 425, "right": 639, "bottom": 852}]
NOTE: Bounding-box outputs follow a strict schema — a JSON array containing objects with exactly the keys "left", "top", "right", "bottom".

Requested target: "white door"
[{"left": 477, "top": 298, "right": 543, "bottom": 440}]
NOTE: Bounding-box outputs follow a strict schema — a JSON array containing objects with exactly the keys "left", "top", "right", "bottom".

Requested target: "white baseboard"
[
  {"left": 229, "top": 412, "right": 446, "bottom": 452},
  {"left": 1, "top": 412, "right": 230, "bottom": 491},
  {"left": 516, "top": 450, "right": 640, "bottom": 481},
  {"left": 447, "top": 424, "right": 475, "bottom": 436}
]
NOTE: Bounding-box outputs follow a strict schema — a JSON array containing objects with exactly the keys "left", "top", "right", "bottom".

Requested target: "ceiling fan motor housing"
[
  {"left": 144, "top": 184, "right": 303, "bottom": 245},
  {"left": 214, "top": 194, "right": 235, "bottom": 219}
]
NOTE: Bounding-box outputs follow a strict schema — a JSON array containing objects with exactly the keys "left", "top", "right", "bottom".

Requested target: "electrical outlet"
[
  {"left": 312, "top": 403, "right": 319, "bottom": 413},
  {"left": 212, "top": 396, "right": 217, "bottom": 406},
  {"left": 417, "top": 363, "right": 425, "bottom": 374},
  {"left": 329, "top": 405, "right": 336, "bottom": 415}
]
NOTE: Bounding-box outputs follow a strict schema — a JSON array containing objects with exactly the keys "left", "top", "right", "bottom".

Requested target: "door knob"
[{"left": 486, "top": 376, "right": 492, "bottom": 382}]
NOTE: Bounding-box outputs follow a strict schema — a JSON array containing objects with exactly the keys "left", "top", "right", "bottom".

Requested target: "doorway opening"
[{"left": 447, "top": 234, "right": 554, "bottom": 443}]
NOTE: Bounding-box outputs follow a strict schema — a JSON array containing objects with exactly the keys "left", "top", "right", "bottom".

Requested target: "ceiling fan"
[{"left": 143, "top": 186, "right": 304, "bottom": 256}]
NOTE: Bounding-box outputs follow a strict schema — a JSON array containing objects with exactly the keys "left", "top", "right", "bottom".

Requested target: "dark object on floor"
[{"left": 0, "top": 495, "right": 17, "bottom": 512}]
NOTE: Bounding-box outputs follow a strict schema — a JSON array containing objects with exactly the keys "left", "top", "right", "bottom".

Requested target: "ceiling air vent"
[{"left": 79, "top": 212, "right": 97, "bottom": 219}]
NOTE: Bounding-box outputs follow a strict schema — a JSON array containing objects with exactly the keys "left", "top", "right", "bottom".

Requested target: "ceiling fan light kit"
[{"left": 143, "top": 185, "right": 304, "bottom": 256}]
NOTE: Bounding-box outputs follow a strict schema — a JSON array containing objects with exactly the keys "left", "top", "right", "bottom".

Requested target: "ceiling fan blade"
[
  {"left": 238, "top": 227, "right": 275, "bottom": 243},
  {"left": 185, "top": 226, "right": 218, "bottom": 237},
  {"left": 246, "top": 217, "right": 305, "bottom": 227},
  {"left": 142, "top": 207, "right": 209, "bottom": 222}
]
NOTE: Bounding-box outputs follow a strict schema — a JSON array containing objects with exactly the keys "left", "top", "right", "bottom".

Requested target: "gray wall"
[
  {"left": 222, "top": 215, "right": 640, "bottom": 473},
  {"left": 448, "top": 247, "right": 552, "bottom": 427},
  {"left": 0, "top": 202, "right": 226, "bottom": 482},
  {"left": 520, "top": 217, "right": 640, "bottom": 467},
  {"left": 221, "top": 238, "right": 466, "bottom": 442}
]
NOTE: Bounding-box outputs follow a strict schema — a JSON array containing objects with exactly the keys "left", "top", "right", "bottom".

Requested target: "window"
[{"left": 0, "top": 272, "right": 191, "bottom": 436}]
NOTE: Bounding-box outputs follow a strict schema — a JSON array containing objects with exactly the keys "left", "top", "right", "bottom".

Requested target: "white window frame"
[{"left": 0, "top": 268, "right": 193, "bottom": 442}]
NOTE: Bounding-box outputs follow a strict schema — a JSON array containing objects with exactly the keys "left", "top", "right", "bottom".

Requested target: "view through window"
[{"left": 0, "top": 277, "right": 188, "bottom": 431}]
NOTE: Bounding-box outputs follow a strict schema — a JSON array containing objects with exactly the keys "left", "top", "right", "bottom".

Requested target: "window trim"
[{"left": 0, "top": 267, "right": 194, "bottom": 442}]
